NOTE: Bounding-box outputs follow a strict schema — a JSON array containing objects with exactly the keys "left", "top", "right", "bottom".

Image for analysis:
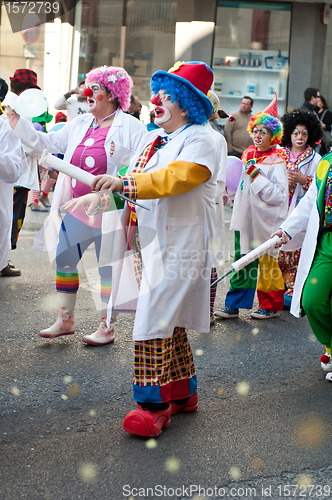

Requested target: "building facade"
[{"left": 0, "top": 0, "right": 330, "bottom": 119}]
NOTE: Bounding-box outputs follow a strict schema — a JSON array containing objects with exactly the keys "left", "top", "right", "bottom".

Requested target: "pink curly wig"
[
  {"left": 85, "top": 66, "right": 133, "bottom": 111},
  {"left": 248, "top": 112, "right": 283, "bottom": 146}
]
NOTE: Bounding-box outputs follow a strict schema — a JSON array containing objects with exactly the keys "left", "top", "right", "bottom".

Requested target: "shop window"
[
  {"left": 76, "top": 1, "right": 123, "bottom": 80},
  {"left": 75, "top": 0, "right": 177, "bottom": 106},
  {"left": 124, "top": 0, "right": 177, "bottom": 103},
  {"left": 213, "top": 1, "right": 291, "bottom": 115}
]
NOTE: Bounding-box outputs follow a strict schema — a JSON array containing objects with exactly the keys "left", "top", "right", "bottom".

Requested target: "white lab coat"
[
  {"left": 280, "top": 148, "right": 321, "bottom": 252},
  {"left": 1, "top": 93, "right": 39, "bottom": 190},
  {"left": 230, "top": 152, "right": 288, "bottom": 258},
  {"left": 206, "top": 124, "right": 227, "bottom": 265},
  {"left": 112, "top": 125, "right": 218, "bottom": 340},
  {"left": 13, "top": 110, "right": 147, "bottom": 253},
  {"left": 0, "top": 120, "right": 22, "bottom": 270},
  {"left": 280, "top": 175, "right": 321, "bottom": 317}
]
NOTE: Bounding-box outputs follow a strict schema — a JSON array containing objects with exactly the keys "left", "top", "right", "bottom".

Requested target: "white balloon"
[{"left": 14, "top": 89, "right": 48, "bottom": 118}]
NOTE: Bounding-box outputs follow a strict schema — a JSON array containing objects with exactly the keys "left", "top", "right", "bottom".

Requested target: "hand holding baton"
[
  {"left": 39, "top": 150, "right": 149, "bottom": 211},
  {"left": 211, "top": 235, "right": 282, "bottom": 287}
]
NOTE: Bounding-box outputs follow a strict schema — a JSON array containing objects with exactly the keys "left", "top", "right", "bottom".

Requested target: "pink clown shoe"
[{"left": 82, "top": 320, "right": 115, "bottom": 346}]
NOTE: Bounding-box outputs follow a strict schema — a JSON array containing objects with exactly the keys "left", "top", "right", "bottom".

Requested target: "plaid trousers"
[
  {"left": 133, "top": 327, "right": 197, "bottom": 404},
  {"left": 130, "top": 136, "right": 196, "bottom": 404}
]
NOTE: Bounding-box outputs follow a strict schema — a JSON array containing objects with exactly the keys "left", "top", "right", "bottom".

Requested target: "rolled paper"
[
  {"left": 40, "top": 150, "right": 94, "bottom": 186},
  {"left": 231, "top": 235, "right": 281, "bottom": 273},
  {"left": 211, "top": 235, "right": 282, "bottom": 287},
  {"left": 39, "top": 150, "right": 150, "bottom": 211}
]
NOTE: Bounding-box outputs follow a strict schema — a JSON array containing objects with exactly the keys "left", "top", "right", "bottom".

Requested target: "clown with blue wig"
[
  {"left": 65, "top": 61, "right": 219, "bottom": 437},
  {"left": 215, "top": 94, "right": 288, "bottom": 320}
]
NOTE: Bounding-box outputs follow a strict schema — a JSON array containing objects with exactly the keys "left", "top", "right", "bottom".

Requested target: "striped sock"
[
  {"left": 100, "top": 278, "right": 112, "bottom": 307},
  {"left": 56, "top": 267, "right": 79, "bottom": 293},
  {"left": 31, "top": 189, "right": 40, "bottom": 204},
  {"left": 210, "top": 267, "right": 218, "bottom": 316}
]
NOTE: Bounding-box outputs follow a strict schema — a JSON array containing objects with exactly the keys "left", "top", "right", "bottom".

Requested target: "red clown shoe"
[
  {"left": 123, "top": 405, "right": 171, "bottom": 437},
  {"left": 170, "top": 392, "right": 198, "bottom": 415}
]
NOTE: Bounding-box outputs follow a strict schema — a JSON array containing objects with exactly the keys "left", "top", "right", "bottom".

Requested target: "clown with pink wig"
[
  {"left": 215, "top": 94, "right": 288, "bottom": 320},
  {"left": 84, "top": 66, "right": 132, "bottom": 112},
  {"left": 8, "top": 65, "right": 147, "bottom": 345}
]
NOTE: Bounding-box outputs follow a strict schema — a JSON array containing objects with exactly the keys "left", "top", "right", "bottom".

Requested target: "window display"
[{"left": 213, "top": 2, "right": 291, "bottom": 115}]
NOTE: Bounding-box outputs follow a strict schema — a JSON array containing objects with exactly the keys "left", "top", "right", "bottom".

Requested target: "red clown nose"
[
  {"left": 83, "top": 87, "right": 93, "bottom": 97},
  {"left": 151, "top": 94, "right": 162, "bottom": 106}
]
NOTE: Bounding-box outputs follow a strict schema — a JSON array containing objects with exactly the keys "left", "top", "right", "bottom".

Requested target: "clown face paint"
[
  {"left": 152, "top": 91, "right": 189, "bottom": 133},
  {"left": 84, "top": 82, "right": 104, "bottom": 111},
  {"left": 152, "top": 92, "right": 172, "bottom": 126},
  {"left": 291, "top": 125, "right": 308, "bottom": 151},
  {"left": 251, "top": 125, "right": 272, "bottom": 150}
]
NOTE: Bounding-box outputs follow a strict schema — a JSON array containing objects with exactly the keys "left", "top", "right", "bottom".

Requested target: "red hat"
[
  {"left": 10, "top": 69, "right": 40, "bottom": 90},
  {"left": 262, "top": 92, "right": 278, "bottom": 117},
  {"left": 151, "top": 61, "right": 214, "bottom": 119},
  {"left": 55, "top": 111, "right": 67, "bottom": 123}
]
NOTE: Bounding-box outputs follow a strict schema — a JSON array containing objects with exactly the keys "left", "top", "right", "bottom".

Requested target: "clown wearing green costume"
[{"left": 274, "top": 154, "right": 332, "bottom": 381}]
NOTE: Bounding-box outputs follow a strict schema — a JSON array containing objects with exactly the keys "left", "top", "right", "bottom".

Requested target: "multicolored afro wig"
[
  {"left": 85, "top": 66, "right": 133, "bottom": 111},
  {"left": 248, "top": 93, "right": 282, "bottom": 146},
  {"left": 150, "top": 61, "right": 214, "bottom": 125},
  {"left": 280, "top": 109, "right": 322, "bottom": 148}
]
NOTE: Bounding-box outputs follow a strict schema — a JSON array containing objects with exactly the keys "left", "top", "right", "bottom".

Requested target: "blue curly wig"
[{"left": 150, "top": 75, "right": 208, "bottom": 125}]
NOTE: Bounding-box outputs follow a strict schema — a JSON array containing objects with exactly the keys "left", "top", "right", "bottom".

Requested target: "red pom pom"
[{"left": 321, "top": 354, "right": 330, "bottom": 364}]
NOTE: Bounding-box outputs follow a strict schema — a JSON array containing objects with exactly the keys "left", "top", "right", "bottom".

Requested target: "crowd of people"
[{"left": 1, "top": 61, "right": 332, "bottom": 439}]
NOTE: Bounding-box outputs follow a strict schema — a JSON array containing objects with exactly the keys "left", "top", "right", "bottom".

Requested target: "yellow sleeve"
[{"left": 121, "top": 161, "right": 211, "bottom": 200}]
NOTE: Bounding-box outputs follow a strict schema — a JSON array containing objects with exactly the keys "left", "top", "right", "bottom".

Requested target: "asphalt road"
[{"left": 1, "top": 203, "right": 332, "bottom": 500}]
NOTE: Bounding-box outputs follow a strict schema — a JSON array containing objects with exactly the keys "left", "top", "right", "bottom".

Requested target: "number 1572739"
[{"left": 5, "top": 2, "right": 60, "bottom": 15}]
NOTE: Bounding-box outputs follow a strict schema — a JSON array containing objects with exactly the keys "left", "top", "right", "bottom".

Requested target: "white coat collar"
[
  {"left": 110, "top": 108, "right": 124, "bottom": 127},
  {"left": 80, "top": 107, "right": 124, "bottom": 129},
  {"left": 81, "top": 109, "right": 125, "bottom": 142},
  {"left": 142, "top": 124, "right": 193, "bottom": 173},
  {"left": 159, "top": 123, "right": 193, "bottom": 142}
]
